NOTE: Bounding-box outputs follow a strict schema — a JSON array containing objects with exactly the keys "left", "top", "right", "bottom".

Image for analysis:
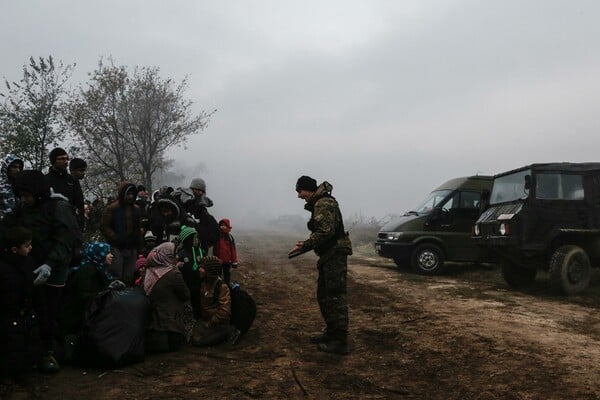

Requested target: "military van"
[
  {"left": 473, "top": 162, "right": 600, "bottom": 295},
  {"left": 375, "top": 175, "right": 493, "bottom": 274}
]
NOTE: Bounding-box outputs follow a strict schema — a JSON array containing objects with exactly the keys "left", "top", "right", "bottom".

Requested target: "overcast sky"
[{"left": 2, "top": 0, "right": 600, "bottom": 227}]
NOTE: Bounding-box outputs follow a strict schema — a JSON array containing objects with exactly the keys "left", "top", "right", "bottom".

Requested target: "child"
[
  {"left": 134, "top": 255, "right": 147, "bottom": 287},
  {"left": 213, "top": 218, "right": 238, "bottom": 285},
  {"left": 0, "top": 226, "right": 41, "bottom": 381},
  {"left": 177, "top": 225, "right": 204, "bottom": 319},
  {"left": 143, "top": 230, "right": 157, "bottom": 257},
  {"left": 191, "top": 256, "right": 240, "bottom": 346}
]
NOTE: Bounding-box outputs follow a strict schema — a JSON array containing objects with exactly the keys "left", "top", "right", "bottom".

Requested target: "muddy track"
[{"left": 2, "top": 230, "right": 599, "bottom": 399}]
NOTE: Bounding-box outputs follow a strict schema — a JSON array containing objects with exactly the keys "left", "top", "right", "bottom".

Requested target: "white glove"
[{"left": 33, "top": 264, "right": 52, "bottom": 286}]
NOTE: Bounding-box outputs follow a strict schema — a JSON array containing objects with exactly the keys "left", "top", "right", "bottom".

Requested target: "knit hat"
[
  {"left": 49, "top": 147, "right": 68, "bottom": 165},
  {"left": 14, "top": 170, "right": 51, "bottom": 199},
  {"left": 296, "top": 175, "right": 317, "bottom": 192},
  {"left": 179, "top": 225, "right": 198, "bottom": 243},
  {"left": 135, "top": 255, "right": 147, "bottom": 272},
  {"left": 190, "top": 178, "right": 206, "bottom": 192},
  {"left": 200, "top": 256, "right": 222, "bottom": 277},
  {"left": 69, "top": 158, "right": 87, "bottom": 170},
  {"left": 144, "top": 231, "right": 157, "bottom": 242},
  {"left": 219, "top": 218, "right": 231, "bottom": 229}
]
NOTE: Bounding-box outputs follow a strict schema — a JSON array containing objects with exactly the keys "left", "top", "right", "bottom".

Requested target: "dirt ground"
[{"left": 2, "top": 229, "right": 600, "bottom": 400}]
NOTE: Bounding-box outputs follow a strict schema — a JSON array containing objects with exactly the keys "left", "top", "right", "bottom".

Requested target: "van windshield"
[
  {"left": 490, "top": 169, "right": 531, "bottom": 205},
  {"left": 410, "top": 190, "right": 452, "bottom": 214}
]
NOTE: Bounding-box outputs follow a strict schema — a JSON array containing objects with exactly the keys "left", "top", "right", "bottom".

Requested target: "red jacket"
[{"left": 214, "top": 233, "right": 237, "bottom": 264}]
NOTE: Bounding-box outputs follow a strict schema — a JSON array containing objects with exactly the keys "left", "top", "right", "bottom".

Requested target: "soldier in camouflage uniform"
[{"left": 289, "top": 175, "right": 352, "bottom": 355}]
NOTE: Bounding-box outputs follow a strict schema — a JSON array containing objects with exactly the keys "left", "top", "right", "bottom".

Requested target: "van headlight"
[
  {"left": 386, "top": 232, "right": 402, "bottom": 241},
  {"left": 499, "top": 223, "right": 510, "bottom": 236},
  {"left": 473, "top": 224, "right": 480, "bottom": 236}
]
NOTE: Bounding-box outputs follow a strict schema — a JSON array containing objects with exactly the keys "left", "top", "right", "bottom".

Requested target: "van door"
[{"left": 435, "top": 191, "right": 483, "bottom": 262}]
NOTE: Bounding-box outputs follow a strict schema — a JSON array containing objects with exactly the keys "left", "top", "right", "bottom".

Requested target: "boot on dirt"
[
  {"left": 317, "top": 340, "right": 349, "bottom": 355},
  {"left": 309, "top": 329, "right": 330, "bottom": 344}
]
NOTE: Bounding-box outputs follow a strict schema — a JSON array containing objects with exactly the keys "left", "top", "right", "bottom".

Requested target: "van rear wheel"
[
  {"left": 411, "top": 244, "right": 445, "bottom": 275},
  {"left": 501, "top": 260, "right": 537, "bottom": 288},
  {"left": 549, "top": 245, "right": 591, "bottom": 295}
]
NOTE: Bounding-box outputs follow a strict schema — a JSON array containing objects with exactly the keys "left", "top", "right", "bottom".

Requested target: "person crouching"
[{"left": 192, "top": 256, "right": 240, "bottom": 346}]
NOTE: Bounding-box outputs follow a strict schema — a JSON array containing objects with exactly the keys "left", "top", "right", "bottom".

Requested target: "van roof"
[
  {"left": 496, "top": 162, "right": 600, "bottom": 178},
  {"left": 434, "top": 175, "right": 493, "bottom": 192}
]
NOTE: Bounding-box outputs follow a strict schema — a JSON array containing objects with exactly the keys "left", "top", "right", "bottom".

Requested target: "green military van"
[{"left": 375, "top": 175, "right": 493, "bottom": 274}]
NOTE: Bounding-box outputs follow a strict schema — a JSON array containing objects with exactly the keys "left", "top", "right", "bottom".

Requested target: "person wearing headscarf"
[
  {"left": 0, "top": 154, "right": 24, "bottom": 221},
  {"left": 58, "top": 242, "right": 115, "bottom": 339},
  {"left": 143, "top": 242, "right": 192, "bottom": 353}
]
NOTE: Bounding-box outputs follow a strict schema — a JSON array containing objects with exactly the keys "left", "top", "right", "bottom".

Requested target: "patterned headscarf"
[
  {"left": 144, "top": 242, "right": 176, "bottom": 294},
  {"left": 76, "top": 241, "right": 114, "bottom": 284}
]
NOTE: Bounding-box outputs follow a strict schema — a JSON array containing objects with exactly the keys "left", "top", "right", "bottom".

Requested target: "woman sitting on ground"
[{"left": 143, "top": 242, "right": 192, "bottom": 353}]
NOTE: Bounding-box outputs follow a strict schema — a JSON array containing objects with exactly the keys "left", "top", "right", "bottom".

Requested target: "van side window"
[{"left": 459, "top": 191, "right": 481, "bottom": 209}]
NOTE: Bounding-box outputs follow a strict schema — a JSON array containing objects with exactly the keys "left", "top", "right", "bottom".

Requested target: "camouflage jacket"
[
  {"left": 0, "top": 154, "right": 22, "bottom": 221},
  {"left": 301, "top": 181, "right": 352, "bottom": 257}
]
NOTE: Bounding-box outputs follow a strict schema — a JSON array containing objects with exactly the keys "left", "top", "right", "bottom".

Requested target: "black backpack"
[{"left": 214, "top": 282, "right": 256, "bottom": 334}]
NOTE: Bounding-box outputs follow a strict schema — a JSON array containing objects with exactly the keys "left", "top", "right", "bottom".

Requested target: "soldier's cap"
[{"left": 296, "top": 175, "right": 317, "bottom": 192}]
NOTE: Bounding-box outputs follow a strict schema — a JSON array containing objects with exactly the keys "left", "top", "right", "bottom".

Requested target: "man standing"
[
  {"left": 99, "top": 182, "right": 142, "bottom": 285},
  {"left": 183, "top": 178, "right": 219, "bottom": 254},
  {"left": 68, "top": 157, "right": 87, "bottom": 230},
  {"left": 289, "top": 175, "right": 352, "bottom": 355},
  {"left": 46, "top": 148, "right": 84, "bottom": 227},
  {"left": 6, "top": 170, "right": 80, "bottom": 372}
]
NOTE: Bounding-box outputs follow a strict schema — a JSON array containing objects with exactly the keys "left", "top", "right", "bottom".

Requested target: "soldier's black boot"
[
  {"left": 309, "top": 329, "right": 330, "bottom": 344},
  {"left": 317, "top": 340, "right": 349, "bottom": 355}
]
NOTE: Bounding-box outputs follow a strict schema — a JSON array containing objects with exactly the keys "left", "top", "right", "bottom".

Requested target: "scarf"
[{"left": 143, "top": 242, "right": 176, "bottom": 295}]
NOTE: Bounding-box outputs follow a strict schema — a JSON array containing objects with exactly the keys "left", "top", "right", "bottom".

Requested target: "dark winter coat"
[
  {"left": 58, "top": 263, "right": 109, "bottom": 338},
  {"left": 147, "top": 197, "right": 196, "bottom": 244},
  {"left": 100, "top": 183, "right": 143, "bottom": 251},
  {"left": 183, "top": 198, "right": 220, "bottom": 253},
  {"left": 46, "top": 166, "right": 84, "bottom": 228},
  {"left": 0, "top": 252, "right": 41, "bottom": 377},
  {"left": 6, "top": 198, "right": 80, "bottom": 286},
  {"left": 146, "top": 268, "right": 191, "bottom": 335}
]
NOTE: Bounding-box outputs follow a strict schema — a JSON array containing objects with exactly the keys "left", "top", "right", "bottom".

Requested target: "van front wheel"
[{"left": 411, "top": 244, "right": 445, "bottom": 275}]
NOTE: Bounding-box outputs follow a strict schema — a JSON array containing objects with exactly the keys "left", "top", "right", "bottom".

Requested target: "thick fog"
[{"left": 2, "top": 1, "right": 600, "bottom": 228}]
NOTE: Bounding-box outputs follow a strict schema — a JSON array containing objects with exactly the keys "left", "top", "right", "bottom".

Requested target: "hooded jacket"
[
  {"left": 100, "top": 182, "right": 143, "bottom": 250},
  {"left": 0, "top": 154, "right": 23, "bottom": 220},
  {"left": 300, "top": 181, "right": 353, "bottom": 257}
]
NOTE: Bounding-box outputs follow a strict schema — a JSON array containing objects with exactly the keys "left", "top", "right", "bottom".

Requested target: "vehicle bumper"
[{"left": 374, "top": 241, "right": 413, "bottom": 260}]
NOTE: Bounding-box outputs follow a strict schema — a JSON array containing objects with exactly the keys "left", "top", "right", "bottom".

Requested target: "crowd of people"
[{"left": 0, "top": 147, "right": 244, "bottom": 384}]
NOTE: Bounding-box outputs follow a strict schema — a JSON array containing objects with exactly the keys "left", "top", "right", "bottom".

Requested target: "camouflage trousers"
[{"left": 316, "top": 252, "right": 348, "bottom": 342}]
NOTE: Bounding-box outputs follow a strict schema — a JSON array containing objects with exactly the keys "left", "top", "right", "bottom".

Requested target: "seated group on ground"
[{"left": 0, "top": 148, "right": 253, "bottom": 384}]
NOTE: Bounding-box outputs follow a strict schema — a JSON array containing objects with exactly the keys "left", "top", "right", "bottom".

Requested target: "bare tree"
[
  {"left": 0, "top": 56, "right": 74, "bottom": 170},
  {"left": 64, "top": 59, "right": 214, "bottom": 190}
]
